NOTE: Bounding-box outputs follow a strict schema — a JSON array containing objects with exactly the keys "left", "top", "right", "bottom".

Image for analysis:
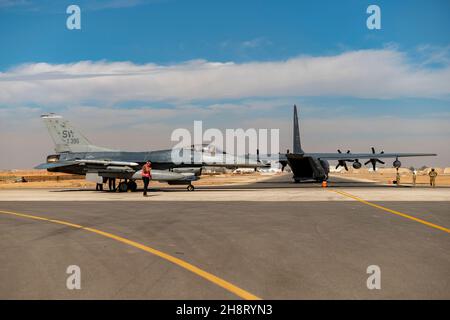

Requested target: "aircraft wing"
[
  {"left": 301, "top": 152, "right": 437, "bottom": 160},
  {"left": 34, "top": 159, "right": 198, "bottom": 183},
  {"left": 34, "top": 159, "right": 139, "bottom": 171}
]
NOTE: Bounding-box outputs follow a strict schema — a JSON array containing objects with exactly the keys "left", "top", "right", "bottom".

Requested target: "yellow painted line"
[
  {"left": 0, "top": 210, "right": 51, "bottom": 222},
  {"left": 49, "top": 219, "right": 84, "bottom": 229},
  {"left": 0, "top": 209, "right": 261, "bottom": 300},
  {"left": 330, "top": 189, "right": 450, "bottom": 234}
]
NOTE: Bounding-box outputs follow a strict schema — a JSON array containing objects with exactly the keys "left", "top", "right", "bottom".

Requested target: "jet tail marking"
[{"left": 41, "top": 113, "right": 114, "bottom": 153}]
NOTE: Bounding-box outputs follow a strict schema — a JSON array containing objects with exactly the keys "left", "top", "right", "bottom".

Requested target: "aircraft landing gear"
[
  {"left": 96, "top": 183, "right": 103, "bottom": 191},
  {"left": 187, "top": 184, "right": 195, "bottom": 191},
  {"left": 127, "top": 180, "right": 137, "bottom": 192},
  {"left": 118, "top": 181, "right": 128, "bottom": 192},
  {"left": 107, "top": 179, "right": 137, "bottom": 193}
]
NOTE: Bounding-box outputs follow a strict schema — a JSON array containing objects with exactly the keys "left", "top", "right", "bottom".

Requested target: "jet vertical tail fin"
[
  {"left": 41, "top": 114, "right": 114, "bottom": 153},
  {"left": 293, "top": 105, "right": 304, "bottom": 154}
]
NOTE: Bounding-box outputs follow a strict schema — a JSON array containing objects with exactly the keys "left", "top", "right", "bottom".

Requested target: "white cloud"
[
  {"left": 0, "top": 48, "right": 449, "bottom": 168},
  {"left": 1, "top": 49, "right": 449, "bottom": 107},
  {"left": 241, "top": 37, "right": 272, "bottom": 49},
  {"left": 416, "top": 44, "right": 450, "bottom": 67}
]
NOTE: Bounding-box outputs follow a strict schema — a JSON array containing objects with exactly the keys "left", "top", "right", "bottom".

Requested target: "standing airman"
[
  {"left": 429, "top": 168, "right": 438, "bottom": 188},
  {"left": 142, "top": 161, "right": 152, "bottom": 196},
  {"left": 412, "top": 169, "right": 417, "bottom": 187}
]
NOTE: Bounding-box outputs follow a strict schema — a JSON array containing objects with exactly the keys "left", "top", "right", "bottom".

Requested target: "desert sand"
[{"left": 1, "top": 167, "right": 449, "bottom": 189}]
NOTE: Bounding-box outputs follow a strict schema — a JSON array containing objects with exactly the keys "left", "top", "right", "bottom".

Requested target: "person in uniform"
[
  {"left": 142, "top": 161, "right": 152, "bottom": 196},
  {"left": 412, "top": 170, "right": 417, "bottom": 187},
  {"left": 429, "top": 168, "right": 438, "bottom": 188},
  {"left": 396, "top": 169, "right": 401, "bottom": 186}
]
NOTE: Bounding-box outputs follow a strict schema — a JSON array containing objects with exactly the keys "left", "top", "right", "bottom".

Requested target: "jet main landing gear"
[
  {"left": 187, "top": 184, "right": 195, "bottom": 191},
  {"left": 117, "top": 180, "right": 138, "bottom": 192},
  {"left": 118, "top": 181, "right": 128, "bottom": 192},
  {"left": 127, "top": 180, "right": 137, "bottom": 192}
]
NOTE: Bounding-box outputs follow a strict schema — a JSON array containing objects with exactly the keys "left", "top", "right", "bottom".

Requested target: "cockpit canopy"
[{"left": 46, "top": 154, "right": 60, "bottom": 163}]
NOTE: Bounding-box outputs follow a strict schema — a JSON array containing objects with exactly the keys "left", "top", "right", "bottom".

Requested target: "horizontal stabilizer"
[{"left": 34, "top": 161, "right": 78, "bottom": 170}]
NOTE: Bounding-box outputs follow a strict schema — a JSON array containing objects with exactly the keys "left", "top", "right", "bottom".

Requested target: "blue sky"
[
  {"left": 1, "top": 0, "right": 449, "bottom": 67},
  {"left": 0, "top": 0, "right": 449, "bottom": 168}
]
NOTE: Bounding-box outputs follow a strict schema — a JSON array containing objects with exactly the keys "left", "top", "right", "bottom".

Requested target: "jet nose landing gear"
[{"left": 187, "top": 184, "right": 195, "bottom": 191}]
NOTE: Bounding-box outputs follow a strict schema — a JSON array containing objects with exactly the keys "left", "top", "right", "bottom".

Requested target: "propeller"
[
  {"left": 336, "top": 149, "right": 351, "bottom": 171},
  {"left": 364, "top": 147, "right": 385, "bottom": 171}
]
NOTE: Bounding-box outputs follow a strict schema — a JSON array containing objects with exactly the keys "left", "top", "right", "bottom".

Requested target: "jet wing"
[
  {"left": 302, "top": 152, "right": 437, "bottom": 160},
  {"left": 34, "top": 159, "right": 139, "bottom": 171}
]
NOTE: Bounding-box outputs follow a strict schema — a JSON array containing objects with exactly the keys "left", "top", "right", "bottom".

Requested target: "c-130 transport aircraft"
[
  {"left": 278, "top": 105, "right": 436, "bottom": 182},
  {"left": 36, "top": 105, "right": 436, "bottom": 190}
]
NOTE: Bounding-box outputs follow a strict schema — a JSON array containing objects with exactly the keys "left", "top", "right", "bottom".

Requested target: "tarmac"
[{"left": 0, "top": 174, "right": 449, "bottom": 299}]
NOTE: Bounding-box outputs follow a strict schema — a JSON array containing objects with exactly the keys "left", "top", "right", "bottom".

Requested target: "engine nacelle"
[
  {"left": 353, "top": 161, "right": 362, "bottom": 169},
  {"left": 393, "top": 160, "right": 402, "bottom": 168}
]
